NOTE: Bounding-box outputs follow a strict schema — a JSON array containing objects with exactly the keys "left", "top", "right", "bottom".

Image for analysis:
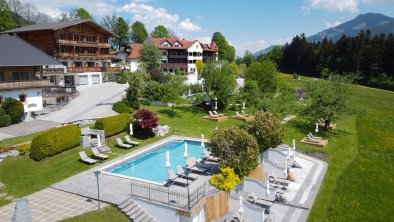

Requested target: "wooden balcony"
[
  {"left": 56, "top": 39, "right": 77, "bottom": 45},
  {"left": 42, "top": 68, "right": 65, "bottom": 74},
  {"left": 161, "top": 63, "right": 188, "bottom": 70},
  {"left": 168, "top": 54, "right": 188, "bottom": 59},
  {"left": 100, "top": 54, "right": 115, "bottom": 59},
  {"left": 56, "top": 39, "right": 111, "bottom": 48},
  {"left": 0, "top": 80, "right": 50, "bottom": 91},
  {"left": 56, "top": 53, "right": 113, "bottom": 60},
  {"left": 67, "top": 67, "right": 123, "bottom": 73},
  {"left": 78, "top": 53, "right": 99, "bottom": 59},
  {"left": 57, "top": 52, "right": 78, "bottom": 58}
]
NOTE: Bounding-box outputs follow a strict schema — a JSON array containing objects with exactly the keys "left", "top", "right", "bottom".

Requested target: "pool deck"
[{"left": 51, "top": 135, "right": 218, "bottom": 209}]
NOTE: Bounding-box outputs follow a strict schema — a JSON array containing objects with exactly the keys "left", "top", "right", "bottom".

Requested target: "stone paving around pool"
[{"left": 0, "top": 188, "right": 108, "bottom": 222}]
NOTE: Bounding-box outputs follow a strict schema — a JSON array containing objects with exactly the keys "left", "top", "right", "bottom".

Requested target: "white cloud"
[
  {"left": 196, "top": 36, "right": 212, "bottom": 44},
  {"left": 302, "top": 0, "right": 360, "bottom": 13},
  {"left": 276, "top": 37, "right": 292, "bottom": 45},
  {"left": 325, "top": 21, "right": 341, "bottom": 28},
  {"left": 233, "top": 39, "right": 268, "bottom": 56},
  {"left": 120, "top": 1, "right": 202, "bottom": 37}
]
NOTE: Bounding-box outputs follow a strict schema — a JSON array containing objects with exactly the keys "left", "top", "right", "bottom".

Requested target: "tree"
[
  {"left": 75, "top": 8, "right": 92, "bottom": 20},
  {"left": 209, "top": 126, "right": 260, "bottom": 177},
  {"left": 243, "top": 50, "right": 255, "bottom": 67},
  {"left": 202, "top": 62, "right": 237, "bottom": 109},
  {"left": 7, "top": 0, "right": 24, "bottom": 27},
  {"left": 244, "top": 111, "right": 284, "bottom": 152},
  {"left": 230, "top": 62, "right": 239, "bottom": 75},
  {"left": 238, "top": 64, "right": 247, "bottom": 77},
  {"left": 124, "top": 69, "right": 150, "bottom": 109},
  {"left": 130, "top": 21, "right": 148, "bottom": 44},
  {"left": 261, "top": 45, "right": 283, "bottom": 65},
  {"left": 246, "top": 61, "right": 278, "bottom": 94},
  {"left": 139, "top": 43, "right": 163, "bottom": 75},
  {"left": 242, "top": 80, "right": 261, "bottom": 108},
  {"left": 101, "top": 14, "right": 117, "bottom": 31},
  {"left": 195, "top": 60, "right": 204, "bottom": 74},
  {"left": 2, "top": 97, "right": 24, "bottom": 124},
  {"left": 305, "top": 74, "right": 355, "bottom": 131},
  {"left": 210, "top": 167, "right": 240, "bottom": 191},
  {"left": 150, "top": 25, "right": 169, "bottom": 38},
  {"left": 0, "top": 0, "right": 15, "bottom": 32},
  {"left": 112, "top": 17, "right": 130, "bottom": 49},
  {"left": 212, "top": 32, "right": 235, "bottom": 62},
  {"left": 133, "top": 109, "right": 159, "bottom": 137},
  {"left": 161, "top": 75, "right": 187, "bottom": 113}
]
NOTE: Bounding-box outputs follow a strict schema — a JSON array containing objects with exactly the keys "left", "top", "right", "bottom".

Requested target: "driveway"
[{"left": 38, "top": 82, "right": 128, "bottom": 123}]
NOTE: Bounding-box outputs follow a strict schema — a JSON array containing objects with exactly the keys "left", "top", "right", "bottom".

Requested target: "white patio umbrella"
[
  {"left": 242, "top": 102, "right": 245, "bottom": 111},
  {"left": 201, "top": 133, "right": 205, "bottom": 148},
  {"left": 287, "top": 146, "right": 290, "bottom": 160},
  {"left": 238, "top": 196, "right": 244, "bottom": 219},
  {"left": 315, "top": 123, "right": 319, "bottom": 133},
  {"left": 292, "top": 139, "right": 296, "bottom": 150},
  {"left": 284, "top": 161, "right": 288, "bottom": 179},
  {"left": 129, "top": 123, "right": 133, "bottom": 136},
  {"left": 214, "top": 97, "right": 218, "bottom": 110},
  {"left": 262, "top": 209, "right": 265, "bottom": 222},
  {"left": 165, "top": 150, "right": 171, "bottom": 169},
  {"left": 265, "top": 179, "right": 270, "bottom": 197},
  {"left": 96, "top": 134, "right": 101, "bottom": 147},
  {"left": 184, "top": 142, "right": 188, "bottom": 159}
]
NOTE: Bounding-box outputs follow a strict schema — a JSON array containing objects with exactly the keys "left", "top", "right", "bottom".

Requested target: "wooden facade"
[
  {"left": 0, "top": 66, "right": 48, "bottom": 91},
  {"left": 205, "top": 191, "right": 230, "bottom": 222},
  {"left": 248, "top": 163, "right": 265, "bottom": 182}
]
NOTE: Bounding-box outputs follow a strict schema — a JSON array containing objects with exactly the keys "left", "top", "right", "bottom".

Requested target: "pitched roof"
[
  {"left": 127, "top": 43, "right": 143, "bottom": 59},
  {"left": 144, "top": 37, "right": 218, "bottom": 52},
  {"left": 1, "top": 20, "right": 116, "bottom": 37},
  {"left": 0, "top": 35, "right": 62, "bottom": 67}
]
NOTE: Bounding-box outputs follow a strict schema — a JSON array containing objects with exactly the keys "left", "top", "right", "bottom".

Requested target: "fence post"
[
  {"left": 149, "top": 185, "right": 151, "bottom": 201},
  {"left": 167, "top": 188, "right": 169, "bottom": 205}
]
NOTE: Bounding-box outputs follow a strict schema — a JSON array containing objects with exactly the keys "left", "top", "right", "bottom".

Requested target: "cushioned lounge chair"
[
  {"left": 91, "top": 147, "right": 108, "bottom": 160},
  {"left": 116, "top": 138, "right": 132, "bottom": 149},
  {"left": 247, "top": 192, "right": 273, "bottom": 208},
  {"left": 167, "top": 169, "right": 190, "bottom": 187},
  {"left": 79, "top": 151, "right": 98, "bottom": 165},
  {"left": 176, "top": 165, "right": 198, "bottom": 181},
  {"left": 202, "top": 149, "right": 219, "bottom": 162},
  {"left": 124, "top": 135, "right": 140, "bottom": 146},
  {"left": 186, "top": 157, "right": 207, "bottom": 174}
]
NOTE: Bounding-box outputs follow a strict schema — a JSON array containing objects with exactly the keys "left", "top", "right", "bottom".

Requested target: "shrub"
[
  {"left": 30, "top": 125, "right": 80, "bottom": 161},
  {"left": 210, "top": 167, "right": 240, "bottom": 191},
  {"left": 17, "top": 143, "right": 31, "bottom": 155},
  {"left": 112, "top": 101, "right": 133, "bottom": 114},
  {"left": 133, "top": 109, "right": 159, "bottom": 137},
  {"left": 94, "top": 113, "right": 130, "bottom": 137},
  {"left": 2, "top": 98, "right": 24, "bottom": 123},
  {"left": 210, "top": 126, "right": 259, "bottom": 177},
  {"left": 0, "top": 114, "right": 11, "bottom": 127},
  {"left": 244, "top": 111, "right": 284, "bottom": 152},
  {"left": 0, "top": 107, "right": 5, "bottom": 116}
]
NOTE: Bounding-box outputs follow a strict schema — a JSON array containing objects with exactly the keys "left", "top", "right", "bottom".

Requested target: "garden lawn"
[
  {"left": 60, "top": 207, "right": 129, "bottom": 222},
  {"left": 278, "top": 72, "right": 394, "bottom": 221}
]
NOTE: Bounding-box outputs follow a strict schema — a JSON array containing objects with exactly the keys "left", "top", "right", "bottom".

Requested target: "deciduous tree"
[
  {"left": 130, "top": 21, "right": 148, "bottom": 43},
  {"left": 139, "top": 43, "right": 163, "bottom": 75},
  {"left": 150, "top": 25, "right": 169, "bottom": 38},
  {"left": 246, "top": 61, "right": 278, "bottom": 94},
  {"left": 212, "top": 32, "right": 235, "bottom": 62},
  {"left": 75, "top": 8, "right": 92, "bottom": 20},
  {"left": 112, "top": 17, "right": 130, "bottom": 49}
]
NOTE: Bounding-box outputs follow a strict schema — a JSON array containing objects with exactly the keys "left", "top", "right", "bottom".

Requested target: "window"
[
  {"left": 50, "top": 76, "right": 55, "bottom": 83},
  {"left": 0, "top": 73, "right": 4, "bottom": 81},
  {"left": 19, "top": 94, "right": 26, "bottom": 103},
  {"left": 62, "top": 62, "right": 68, "bottom": 67},
  {"left": 86, "top": 36, "right": 95, "bottom": 42},
  {"left": 12, "top": 72, "right": 28, "bottom": 81}
]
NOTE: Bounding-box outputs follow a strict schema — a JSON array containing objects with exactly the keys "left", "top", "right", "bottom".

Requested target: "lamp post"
[
  {"left": 185, "top": 169, "right": 190, "bottom": 210},
  {"left": 94, "top": 170, "right": 101, "bottom": 210}
]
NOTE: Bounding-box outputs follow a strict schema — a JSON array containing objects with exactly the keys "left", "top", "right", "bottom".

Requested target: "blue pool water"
[{"left": 106, "top": 139, "right": 206, "bottom": 183}]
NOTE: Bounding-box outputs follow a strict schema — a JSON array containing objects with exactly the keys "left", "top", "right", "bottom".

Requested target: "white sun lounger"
[
  {"left": 186, "top": 157, "right": 207, "bottom": 174},
  {"left": 213, "top": 111, "right": 224, "bottom": 116},
  {"left": 124, "top": 135, "right": 140, "bottom": 146},
  {"left": 208, "top": 111, "right": 219, "bottom": 118},
  {"left": 91, "top": 147, "right": 108, "bottom": 160},
  {"left": 79, "top": 151, "right": 98, "bottom": 165},
  {"left": 168, "top": 169, "right": 190, "bottom": 187},
  {"left": 176, "top": 165, "right": 198, "bottom": 181},
  {"left": 116, "top": 138, "right": 132, "bottom": 149}
]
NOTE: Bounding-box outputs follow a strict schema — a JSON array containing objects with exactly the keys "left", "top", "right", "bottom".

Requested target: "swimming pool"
[{"left": 104, "top": 139, "right": 206, "bottom": 184}]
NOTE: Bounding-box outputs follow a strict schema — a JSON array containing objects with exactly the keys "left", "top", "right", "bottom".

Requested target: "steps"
[{"left": 118, "top": 198, "right": 157, "bottom": 222}]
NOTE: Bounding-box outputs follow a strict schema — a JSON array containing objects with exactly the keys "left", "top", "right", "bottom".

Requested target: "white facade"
[
  {"left": 75, "top": 72, "right": 102, "bottom": 85},
  {"left": 187, "top": 41, "right": 203, "bottom": 75},
  {"left": 0, "top": 88, "right": 43, "bottom": 112},
  {"left": 129, "top": 59, "right": 139, "bottom": 72}
]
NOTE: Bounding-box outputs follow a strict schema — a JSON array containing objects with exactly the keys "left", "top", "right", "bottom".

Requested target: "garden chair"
[
  {"left": 186, "top": 157, "right": 207, "bottom": 174},
  {"left": 269, "top": 175, "right": 290, "bottom": 186},
  {"left": 176, "top": 165, "right": 198, "bottom": 181},
  {"left": 213, "top": 110, "right": 224, "bottom": 116},
  {"left": 79, "top": 151, "right": 98, "bottom": 165},
  {"left": 91, "top": 147, "right": 108, "bottom": 160},
  {"left": 124, "top": 135, "right": 140, "bottom": 146},
  {"left": 116, "top": 138, "right": 132, "bottom": 149},
  {"left": 208, "top": 111, "right": 219, "bottom": 118},
  {"left": 306, "top": 134, "right": 321, "bottom": 143},
  {"left": 308, "top": 132, "right": 322, "bottom": 140},
  {"left": 202, "top": 149, "right": 219, "bottom": 162},
  {"left": 167, "top": 169, "right": 190, "bottom": 187}
]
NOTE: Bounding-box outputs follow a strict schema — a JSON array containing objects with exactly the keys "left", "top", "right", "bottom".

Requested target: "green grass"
[
  {"left": 0, "top": 133, "right": 37, "bottom": 148},
  {"left": 60, "top": 207, "right": 129, "bottom": 222}
]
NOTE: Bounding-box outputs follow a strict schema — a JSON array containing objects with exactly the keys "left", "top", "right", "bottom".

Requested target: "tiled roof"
[
  {"left": 0, "top": 35, "right": 62, "bottom": 67},
  {"left": 127, "top": 44, "right": 143, "bottom": 59},
  {"left": 144, "top": 37, "right": 219, "bottom": 52},
  {"left": 1, "top": 20, "right": 116, "bottom": 37}
]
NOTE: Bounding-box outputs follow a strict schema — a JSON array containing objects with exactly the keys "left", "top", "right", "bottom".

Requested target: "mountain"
[
  {"left": 255, "top": 13, "right": 394, "bottom": 57},
  {"left": 308, "top": 13, "right": 394, "bottom": 42},
  {"left": 254, "top": 45, "right": 277, "bottom": 58}
]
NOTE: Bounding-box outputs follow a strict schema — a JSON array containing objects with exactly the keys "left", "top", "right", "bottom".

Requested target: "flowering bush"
[
  {"left": 133, "top": 109, "right": 159, "bottom": 137},
  {"left": 210, "top": 167, "right": 240, "bottom": 191}
]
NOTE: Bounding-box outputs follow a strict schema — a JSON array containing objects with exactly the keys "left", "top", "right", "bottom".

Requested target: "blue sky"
[{"left": 23, "top": 0, "right": 394, "bottom": 55}]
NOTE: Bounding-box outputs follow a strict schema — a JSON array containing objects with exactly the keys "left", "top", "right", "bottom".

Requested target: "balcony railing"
[
  {"left": 0, "top": 80, "right": 50, "bottom": 91},
  {"left": 56, "top": 39, "right": 111, "bottom": 48},
  {"left": 42, "top": 68, "right": 65, "bottom": 74},
  {"left": 161, "top": 63, "right": 188, "bottom": 69},
  {"left": 168, "top": 54, "right": 188, "bottom": 59},
  {"left": 56, "top": 53, "right": 114, "bottom": 60},
  {"left": 100, "top": 54, "right": 115, "bottom": 59},
  {"left": 67, "top": 67, "right": 123, "bottom": 73}
]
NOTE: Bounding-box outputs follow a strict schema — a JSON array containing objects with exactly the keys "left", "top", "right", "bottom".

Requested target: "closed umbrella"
[
  {"left": 265, "top": 179, "right": 270, "bottom": 197},
  {"left": 165, "top": 151, "right": 171, "bottom": 169},
  {"left": 201, "top": 133, "right": 205, "bottom": 148},
  {"left": 96, "top": 134, "right": 101, "bottom": 148},
  {"left": 284, "top": 161, "right": 288, "bottom": 179},
  {"left": 184, "top": 142, "right": 188, "bottom": 159},
  {"left": 238, "top": 196, "right": 244, "bottom": 220},
  {"left": 292, "top": 139, "right": 296, "bottom": 150},
  {"left": 315, "top": 123, "right": 319, "bottom": 133},
  {"left": 129, "top": 124, "right": 133, "bottom": 136},
  {"left": 287, "top": 146, "right": 290, "bottom": 160}
]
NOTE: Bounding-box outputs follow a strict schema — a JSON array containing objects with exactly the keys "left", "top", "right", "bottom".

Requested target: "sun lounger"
[
  {"left": 186, "top": 157, "right": 207, "bottom": 174},
  {"left": 91, "top": 147, "right": 108, "bottom": 160},
  {"left": 269, "top": 175, "right": 290, "bottom": 187},
  {"left": 233, "top": 212, "right": 245, "bottom": 222},
  {"left": 202, "top": 150, "right": 219, "bottom": 162},
  {"left": 124, "top": 135, "right": 140, "bottom": 146},
  {"left": 213, "top": 110, "right": 224, "bottom": 116},
  {"left": 247, "top": 192, "right": 274, "bottom": 208},
  {"left": 306, "top": 134, "right": 321, "bottom": 143},
  {"left": 79, "top": 151, "right": 98, "bottom": 165},
  {"left": 116, "top": 138, "right": 132, "bottom": 149},
  {"left": 176, "top": 165, "right": 198, "bottom": 181},
  {"left": 308, "top": 132, "right": 322, "bottom": 140},
  {"left": 167, "top": 169, "right": 190, "bottom": 187},
  {"left": 275, "top": 192, "right": 287, "bottom": 203},
  {"left": 208, "top": 111, "right": 219, "bottom": 118}
]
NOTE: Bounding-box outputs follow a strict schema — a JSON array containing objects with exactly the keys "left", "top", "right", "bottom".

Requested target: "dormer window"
[{"left": 161, "top": 41, "right": 171, "bottom": 47}]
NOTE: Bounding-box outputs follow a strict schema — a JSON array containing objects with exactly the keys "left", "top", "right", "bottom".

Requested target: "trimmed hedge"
[
  {"left": 2, "top": 98, "right": 24, "bottom": 123},
  {"left": 112, "top": 101, "right": 133, "bottom": 114},
  {"left": 94, "top": 113, "right": 130, "bottom": 137},
  {"left": 0, "top": 114, "right": 11, "bottom": 127},
  {"left": 30, "top": 125, "right": 80, "bottom": 161}
]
